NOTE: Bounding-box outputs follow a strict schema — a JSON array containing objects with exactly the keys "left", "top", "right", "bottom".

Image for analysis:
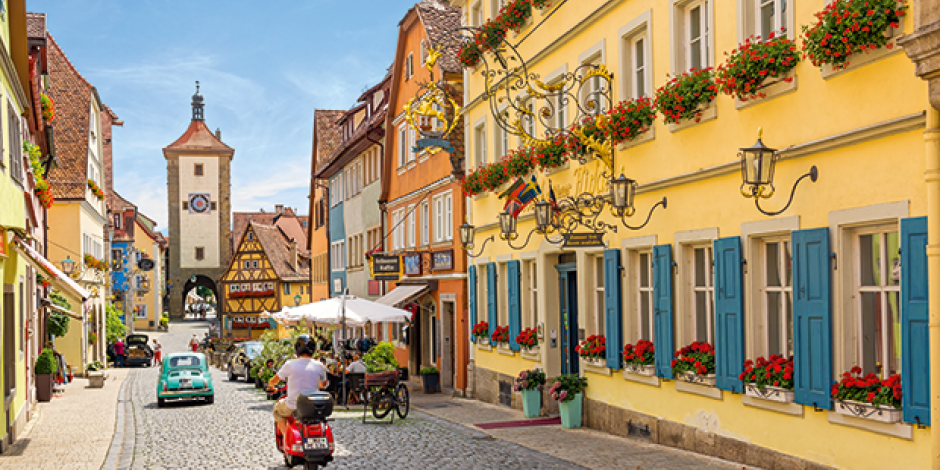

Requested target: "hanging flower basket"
[
  {"left": 653, "top": 68, "right": 718, "bottom": 125},
  {"left": 715, "top": 34, "right": 800, "bottom": 102},
  {"left": 801, "top": 0, "right": 908, "bottom": 70}
]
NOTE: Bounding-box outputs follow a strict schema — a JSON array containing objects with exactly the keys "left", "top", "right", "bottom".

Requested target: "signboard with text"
[
  {"left": 431, "top": 250, "right": 454, "bottom": 271},
  {"left": 372, "top": 255, "right": 402, "bottom": 281},
  {"left": 563, "top": 232, "right": 605, "bottom": 248}
]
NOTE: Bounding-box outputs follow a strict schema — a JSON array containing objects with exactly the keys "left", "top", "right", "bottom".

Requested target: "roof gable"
[
  {"left": 164, "top": 120, "right": 233, "bottom": 155},
  {"left": 47, "top": 33, "right": 93, "bottom": 199}
]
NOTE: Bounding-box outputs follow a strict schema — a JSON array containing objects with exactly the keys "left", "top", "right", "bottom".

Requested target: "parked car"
[
  {"left": 227, "top": 341, "right": 263, "bottom": 382},
  {"left": 157, "top": 352, "right": 214, "bottom": 407},
  {"left": 125, "top": 334, "right": 153, "bottom": 367}
]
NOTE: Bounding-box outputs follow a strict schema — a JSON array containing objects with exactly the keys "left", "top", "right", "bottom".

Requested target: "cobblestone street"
[{"left": 127, "top": 321, "right": 581, "bottom": 469}]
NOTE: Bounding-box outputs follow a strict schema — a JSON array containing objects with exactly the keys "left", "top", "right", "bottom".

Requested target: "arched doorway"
[{"left": 181, "top": 275, "right": 219, "bottom": 321}]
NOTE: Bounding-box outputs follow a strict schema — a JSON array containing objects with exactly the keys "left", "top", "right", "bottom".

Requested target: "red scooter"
[{"left": 274, "top": 389, "right": 335, "bottom": 470}]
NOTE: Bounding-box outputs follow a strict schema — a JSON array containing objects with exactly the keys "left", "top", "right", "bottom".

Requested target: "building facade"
[
  {"left": 309, "top": 110, "right": 344, "bottom": 303},
  {"left": 454, "top": 0, "right": 930, "bottom": 468}
]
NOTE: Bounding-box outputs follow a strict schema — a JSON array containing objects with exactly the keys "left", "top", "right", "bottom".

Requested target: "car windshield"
[
  {"left": 168, "top": 356, "right": 201, "bottom": 368},
  {"left": 246, "top": 344, "right": 262, "bottom": 356}
]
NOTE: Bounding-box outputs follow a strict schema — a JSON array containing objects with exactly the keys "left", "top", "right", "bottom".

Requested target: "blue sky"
[{"left": 32, "top": 0, "right": 417, "bottom": 232}]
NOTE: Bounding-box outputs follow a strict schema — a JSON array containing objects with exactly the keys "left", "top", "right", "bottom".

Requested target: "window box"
[
  {"left": 677, "top": 371, "right": 717, "bottom": 387},
  {"left": 744, "top": 384, "right": 794, "bottom": 404},
  {"left": 497, "top": 343, "right": 515, "bottom": 356},
  {"left": 667, "top": 102, "right": 717, "bottom": 133},
  {"left": 520, "top": 346, "right": 540, "bottom": 361},
  {"left": 582, "top": 357, "right": 606, "bottom": 369},
  {"left": 581, "top": 358, "right": 612, "bottom": 376},
  {"left": 734, "top": 71, "right": 797, "bottom": 110},
  {"left": 622, "top": 363, "right": 655, "bottom": 377},
  {"left": 476, "top": 340, "right": 493, "bottom": 352},
  {"left": 834, "top": 400, "right": 901, "bottom": 424}
]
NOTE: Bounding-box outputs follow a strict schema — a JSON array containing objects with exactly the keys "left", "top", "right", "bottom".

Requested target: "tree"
[{"left": 106, "top": 305, "right": 127, "bottom": 343}]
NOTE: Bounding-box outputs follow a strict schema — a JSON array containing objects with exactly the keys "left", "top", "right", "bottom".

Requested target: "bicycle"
[{"left": 363, "top": 370, "right": 409, "bottom": 421}]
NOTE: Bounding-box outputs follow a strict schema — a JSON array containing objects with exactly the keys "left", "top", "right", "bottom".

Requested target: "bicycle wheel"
[
  {"left": 371, "top": 389, "right": 393, "bottom": 419},
  {"left": 395, "top": 384, "right": 410, "bottom": 419}
]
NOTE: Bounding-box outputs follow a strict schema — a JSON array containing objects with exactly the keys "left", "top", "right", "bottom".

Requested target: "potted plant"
[
  {"left": 576, "top": 335, "right": 606, "bottom": 367},
  {"left": 740, "top": 355, "right": 794, "bottom": 403},
  {"left": 515, "top": 327, "right": 539, "bottom": 354},
  {"left": 86, "top": 361, "right": 107, "bottom": 388},
  {"left": 471, "top": 320, "right": 490, "bottom": 345},
  {"left": 419, "top": 366, "right": 440, "bottom": 394},
  {"left": 671, "top": 341, "right": 716, "bottom": 386},
  {"left": 549, "top": 374, "right": 588, "bottom": 428},
  {"left": 621, "top": 340, "right": 655, "bottom": 376},
  {"left": 491, "top": 325, "right": 511, "bottom": 349},
  {"left": 513, "top": 368, "right": 546, "bottom": 418},
  {"left": 35, "top": 348, "right": 57, "bottom": 402},
  {"left": 802, "top": 0, "right": 908, "bottom": 70},
  {"left": 831, "top": 367, "right": 902, "bottom": 423}
]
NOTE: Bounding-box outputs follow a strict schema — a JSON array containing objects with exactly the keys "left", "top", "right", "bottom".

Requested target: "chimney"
[
  {"left": 216, "top": 128, "right": 222, "bottom": 140},
  {"left": 275, "top": 204, "right": 284, "bottom": 215},
  {"left": 289, "top": 240, "right": 298, "bottom": 271}
]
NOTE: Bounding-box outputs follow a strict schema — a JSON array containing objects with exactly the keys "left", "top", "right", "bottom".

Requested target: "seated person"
[{"left": 347, "top": 353, "right": 366, "bottom": 374}]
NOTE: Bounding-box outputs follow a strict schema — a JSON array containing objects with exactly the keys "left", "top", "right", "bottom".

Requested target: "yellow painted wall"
[
  {"left": 132, "top": 228, "right": 158, "bottom": 331},
  {"left": 458, "top": 0, "right": 929, "bottom": 468}
]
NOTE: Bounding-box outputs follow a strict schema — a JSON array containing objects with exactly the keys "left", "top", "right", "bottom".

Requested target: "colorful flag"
[
  {"left": 548, "top": 180, "right": 559, "bottom": 212},
  {"left": 503, "top": 176, "right": 542, "bottom": 217}
]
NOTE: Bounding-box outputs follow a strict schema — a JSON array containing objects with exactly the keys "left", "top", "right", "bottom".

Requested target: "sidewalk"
[
  {"left": 409, "top": 391, "right": 749, "bottom": 470},
  {"left": 0, "top": 368, "right": 130, "bottom": 470}
]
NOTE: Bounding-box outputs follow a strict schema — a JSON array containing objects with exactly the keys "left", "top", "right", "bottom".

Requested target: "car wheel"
[
  {"left": 228, "top": 366, "right": 236, "bottom": 381},
  {"left": 157, "top": 397, "right": 165, "bottom": 408},
  {"left": 205, "top": 394, "right": 214, "bottom": 404}
]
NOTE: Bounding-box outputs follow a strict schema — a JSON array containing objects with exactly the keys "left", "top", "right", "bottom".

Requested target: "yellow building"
[
  {"left": 130, "top": 213, "right": 166, "bottom": 331},
  {"left": 452, "top": 0, "right": 928, "bottom": 468},
  {"left": 220, "top": 221, "right": 311, "bottom": 339}
]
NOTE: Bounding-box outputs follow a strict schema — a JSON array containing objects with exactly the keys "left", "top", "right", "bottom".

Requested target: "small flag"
[
  {"left": 548, "top": 180, "right": 559, "bottom": 213},
  {"left": 503, "top": 176, "right": 542, "bottom": 217}
]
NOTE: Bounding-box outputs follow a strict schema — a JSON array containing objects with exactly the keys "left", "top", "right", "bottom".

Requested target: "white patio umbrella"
[{"left": 286, "top": 295, "right": 411, "bottom": 325}]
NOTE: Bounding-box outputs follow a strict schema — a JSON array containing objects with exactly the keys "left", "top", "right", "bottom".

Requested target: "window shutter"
[
  {"left": 714, "top": 237, "right": 744, "bottom": 393},
  {"left": 792, "top": 228, "right": 832, "bottom": 409},
  {"left": 604, "top": 249, "right": 623, "bottom": 370},
  {"left": 487, "top": 263, "right": 498, "bottom": 337},
  {"left": 468, "top": 265, "right": 478, "bottom": 341},
  {"left": 653, "top": 244, "right": 675, "bottom": 378},
  {"left": 901, "top": 217, "right": 929, "bottom": 425},
  {"left": 508, "top": 260, "right": 521, "bottom": 351}
]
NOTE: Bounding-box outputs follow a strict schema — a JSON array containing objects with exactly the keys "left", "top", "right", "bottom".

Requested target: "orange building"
[
  {"left": 379, "top": 1, "right": 468, "bottom": 393},
  {"left": 308, "top": 110, "right": 343, "bottom": 302}
]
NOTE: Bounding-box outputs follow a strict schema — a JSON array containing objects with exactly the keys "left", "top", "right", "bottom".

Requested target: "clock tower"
[{"left": 164, "top": 82, "right": 233, "bottom": 320}]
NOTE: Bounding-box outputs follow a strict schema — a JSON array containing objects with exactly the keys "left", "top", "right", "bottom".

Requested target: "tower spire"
[{"left": 191, "top": 81, "right": 205, "bottom": 122}]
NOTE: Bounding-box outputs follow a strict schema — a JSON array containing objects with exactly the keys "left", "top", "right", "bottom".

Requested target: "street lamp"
[
  {"left": 294, "top": 294, "right": 302, "bottom": 306},
  {"left": 61, "top": 256, "right": 75, "bottom": 276},
  {"left": 610, "top": 174, "right": 637, "bottom": 218},
  {"left": 459, "top": 222, "right": 493, "bottom": 258},
  {"left": 739, "top": 129, "right": 818, "bottom": 216},
  {"left": 534, "top": 200, "right": 553, "bottom": 233},
  {"left": 498, "top": 210, "right": 517, "bottom": 241}
]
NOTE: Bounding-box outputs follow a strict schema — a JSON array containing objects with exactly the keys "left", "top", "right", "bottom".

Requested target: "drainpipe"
[{"left": 925, "top": 107, "right": 940, "bottom": 464}]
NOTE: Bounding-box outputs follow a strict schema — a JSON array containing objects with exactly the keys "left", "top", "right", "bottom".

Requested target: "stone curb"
[{"left": 101, "top": 369, "right": 136, "bottom": 470}]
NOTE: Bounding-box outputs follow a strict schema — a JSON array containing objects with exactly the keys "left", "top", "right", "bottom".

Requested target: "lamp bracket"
[{"left": 754, "top": 166, "right": 818, "bottom": 217}]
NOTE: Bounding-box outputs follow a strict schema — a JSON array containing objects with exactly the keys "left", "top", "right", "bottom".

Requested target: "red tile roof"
[
  {"left": 47, "top": 33, "right": 93, "bottom": 200},
  {"left": 416, "top": 1, "right": 463, "bottom": 73},
  {"left": 251, "top": 222, "right": 310, "bottom": 282},
  {"left": 165, "top": 119, "right": 233, "bottom": 154},
  {"left": 313, "top": 109, "right": 345, "bottom": 173},
  {"left": 26, "top": 12, "right": 45, "bottom": 40}
]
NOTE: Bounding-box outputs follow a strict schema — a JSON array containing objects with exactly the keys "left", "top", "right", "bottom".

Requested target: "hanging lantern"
[{"left": 739, "top": 129, "right": 777, "bottom": 197}]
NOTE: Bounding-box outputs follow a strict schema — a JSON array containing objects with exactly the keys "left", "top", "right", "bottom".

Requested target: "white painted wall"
[{"left": 178, "top": 155, "right": 221, "bottom": 269}]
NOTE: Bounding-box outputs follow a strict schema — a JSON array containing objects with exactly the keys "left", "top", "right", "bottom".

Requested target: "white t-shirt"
[
  {"left": 347, "top": 360, "right": 366, "bottom": 374},
  {"left": 276, "top": 357, "right": 327, "bottom": 409}
]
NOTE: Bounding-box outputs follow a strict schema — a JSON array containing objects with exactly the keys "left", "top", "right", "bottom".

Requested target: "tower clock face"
[{"left": 189, "top": 193, "right": 211, "bottom": 213}]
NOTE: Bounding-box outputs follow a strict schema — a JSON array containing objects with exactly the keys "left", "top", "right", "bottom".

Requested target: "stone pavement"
[
  {"left": 0, "top": 365, "right": 131, "bottom": 470},
  {"left": 409, "top": 392, "right": 751, "bottom": 470}
]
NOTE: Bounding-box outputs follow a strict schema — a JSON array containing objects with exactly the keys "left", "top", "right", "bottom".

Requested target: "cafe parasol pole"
[{"left": 340, "top": 288, "right": 348, "bottom": 409}]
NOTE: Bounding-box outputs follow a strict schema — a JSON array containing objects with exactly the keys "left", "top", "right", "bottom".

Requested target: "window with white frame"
[
  {"left": 135, "top": 304, "right": 147, "bottom": 319},
  {"left": 408, "top": 127, "right": 416, "bottom": 163},
  {"left": 8, "top": 107, "right": 22, "bottom": 185},
  {"left": 551, "top": 78, "right": 567, "bottom": 131},
  {"left": 433, "top": 192, "right": 453, "bottom": 242},
  {"left": 690, "top": 244, "right": 714, "bottom": 343},
  {"left": 592, "top": 255, "right": 606, "bottom": 336},
  {"left": 283, "top": 283, "right": 291, "bottom": 295},
  {"left": 621, "top": 23, "right": 651, "bottom": 99},
  {"left": 331, "top": 240, "right": 346, "bottom": 271},
  {"left": 524, "top": 260, "right": 538, "bottom": 328},
  {"left": 405, "top": 53, "right": 414, "bottom": 80},
  {"left": 636, "top": 250, "right": 654, "bottom": 341},
  {"left": 757, "top": 0, "right": 787, "bottom": 40},
  {"left": 677, "top": 0, "right": 712, "bottom": 72},
  {"left": 471, "top": 1, "right": 483, "bottom": 27},
  {"left": 491, "top": 0, "right": 505, "bottom": 18},
  {"left": 392, "top": 209, "right": 405, "bottom": 250},
  {"left": 521, "top": 97, "right": 535, "bottom": 140},
  {"left": 854, "top": 226, "right": 901, "bottom": 378},
  {"left": 398, "top": 124, "right": 408, "bottom": 168},
  {"left": 421, "top": 201, "right": 429, "bottom": 246},
  {"left": 762, "top": 238, "right": 793, "bottom": 357},
  {"left": 581, "top": 54, "right": 607, "bottom": 114},
  {"left": 474, "top": 122, "right": 487, "bottom": 168},
  {"left": 407, "top": 205, "right": 416, "bottom": 248}
]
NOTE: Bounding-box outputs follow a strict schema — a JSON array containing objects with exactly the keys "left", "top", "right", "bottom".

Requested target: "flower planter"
[
  {"left": 678, "top": 372, "right": 717, "bottom": 387},
  {"left": 582, "top": 357, "right": 606, "bottom": 368},
  {"left": 744, "top": 384, "right": 794, "bottom": 403},
  {"left": 521, "top": 388, "right": 541, "bottom": 418},
  {"left": 622, "top": 363, "right": 655, "bottom": 377},
  {"left": 834, "top": 400, "right": 902, "bottom": 424},
  {"left": 421, "top": 372, "right": 441, "bottom": 394},
  {"left": 558, "top": 392, "right": 583, "bottom": 429},
  {"left": 87, "top": 371, "right": 107, "bottom": 388},
  {"left": 474, "top": 336, "right": 490, "bottom": 346},
  {"left": 35, "top": 374, "right": 53, "bottom": 402}
]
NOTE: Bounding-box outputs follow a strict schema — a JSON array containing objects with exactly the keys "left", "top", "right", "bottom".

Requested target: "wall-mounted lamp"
[{"left": 740, "top": 129, "right": 818, "bottom": 216}]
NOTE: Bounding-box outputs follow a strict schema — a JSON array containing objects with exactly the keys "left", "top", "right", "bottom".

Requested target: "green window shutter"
[
  {"left": 468, "top": 265, "right": 477, "bottom": 342},
  {"left": 653, "top": 244, "right": 674, "bottom": 379},
  {"left": 792, "top": 228, "right": 832, "bottom": 409},
  {"left": 604, "top": 249, "right": 623, "bottom": 370},
  {"left": 714, "top": 237, "right": 745, "bottom": 393},
  {"left": 487, "top": 262, "right": 497, "bottom": 337},
  {"left": 901, "top": 217, "right": 930, "bottom": 425},
  {"left": 508, "top": 261, "right": 521, "bottom": 351}
]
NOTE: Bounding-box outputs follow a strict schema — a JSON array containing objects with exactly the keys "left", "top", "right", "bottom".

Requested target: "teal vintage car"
[{"left": 157, "top": 352, "right": 214, "bottom": 407}]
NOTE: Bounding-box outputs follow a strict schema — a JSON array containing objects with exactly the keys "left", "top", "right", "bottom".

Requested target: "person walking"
[
  {"left": 113, "top": 338, "right": 125, "bottom": 368},
  {"left": 152, "top": 339, "right": 162, "bottom": 366},
  {"left": 189, "top": 335, "right": 198, "bottom": 352}
]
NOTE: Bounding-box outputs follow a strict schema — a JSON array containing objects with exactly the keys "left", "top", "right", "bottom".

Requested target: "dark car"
[
  {"left": 126, "top": 334, "right": 153, "bottom": 367},
  {"left": 227, "top": 341, "right": 263, "bottom": 382}
]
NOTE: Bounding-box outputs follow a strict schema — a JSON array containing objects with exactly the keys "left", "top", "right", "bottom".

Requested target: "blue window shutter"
[
  {"left": 468, "top": 265, "right": 477, "bottom": 342},
  {"left": 792, "top": 228, "right": 832, "bottom": 409},
  {"left": 714, "top": 237, "right": 745, "bottom": 393},
  {"left": 653, "top": 244, "right": 675, "bottom": 379},
  {"left": 507, "top": 260, "right": 522, "bottom": 351},
  {"left": 487, "top": 262, "right": 498, "bottom": 337},
  {"left": 604, "top": 249, "right": 623, "bottom": 369},
  {"left": 901, "top": 217, "right": 930, "bottom": 425}
]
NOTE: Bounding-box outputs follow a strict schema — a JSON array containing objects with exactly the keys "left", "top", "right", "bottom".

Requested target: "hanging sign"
[
  {"left": 414, "top": 138, "right": 454, "bottom": 154},
  {"left": 431, "top": 249, "right": 454, "bottom": 271},
  {"left": 372, "top": 255, "right": 402, "bottom": 281},
  {"left": 403, "top": 254, "right": 422, "bottom": 276},
  {"left": 563, "top": 232, "right": 605, "bottom": 248}
]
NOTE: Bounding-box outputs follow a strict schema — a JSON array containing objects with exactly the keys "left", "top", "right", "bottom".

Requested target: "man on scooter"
[{"left": 268, "top": 338, "right": 328, "bottom": 438}]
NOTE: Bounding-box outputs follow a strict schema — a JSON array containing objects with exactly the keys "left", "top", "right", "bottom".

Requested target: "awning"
[
  {"left": 12, "top": 237, "right": 90, "bottom": 300},
  {"left": 376, "top": 283, "right": 430, "bottom": 307},
  {"left": 47, "top": 302, "right": 83, "bottom": 320}
]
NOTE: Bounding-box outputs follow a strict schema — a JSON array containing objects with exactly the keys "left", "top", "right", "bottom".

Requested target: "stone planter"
[
  {"left": 622, "top": 363, "right": 655, "bottom": 377},
  {"left": 744, "top": 384, "right": 795, "bottom": 403},
  {"left": 558, "top": 393, "right": 583, "bottom": 429},
  {"left": 834, "top": 400, "right": 902, "bottom": 424},
  {"left": 521, "top": 388, "right": 541, "bottom": 418},
  {"left": 678, "top": 372, "right": 717, "bottom": 387},
  {"left": 87, "top": 371, "right": 107, "bottom": 388}
]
